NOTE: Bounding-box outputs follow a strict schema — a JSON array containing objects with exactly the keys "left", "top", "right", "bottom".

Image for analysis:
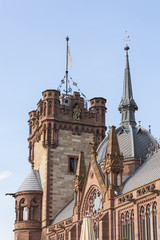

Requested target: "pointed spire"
[
  {"left": 118, "top": 46, "right": 138, "bottom": 127},
  {"left": 75, "top": 152, "right": 86, "bottom": 178},
  {"left": 107, "top": 126, "right": 120, "bottom": 155}
]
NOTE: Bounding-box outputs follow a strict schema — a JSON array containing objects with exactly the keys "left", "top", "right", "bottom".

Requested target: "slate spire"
[{"left": 118, "top": 46, "right": 138, "bottom": 127}]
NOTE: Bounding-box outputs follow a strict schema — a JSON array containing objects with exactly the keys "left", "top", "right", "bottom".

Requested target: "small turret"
[{"left": 14, "top": 170, "right": 42, "bottom": 240}]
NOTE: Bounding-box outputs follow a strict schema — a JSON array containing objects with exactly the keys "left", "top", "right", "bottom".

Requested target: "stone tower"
[{"left": 27, "top": 90, "right": 106, "bottom": 236}]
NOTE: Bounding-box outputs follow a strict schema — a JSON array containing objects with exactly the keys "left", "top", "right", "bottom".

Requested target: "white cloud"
[{"left": 0, "top": 171, "right": 13, "bottom": 180}]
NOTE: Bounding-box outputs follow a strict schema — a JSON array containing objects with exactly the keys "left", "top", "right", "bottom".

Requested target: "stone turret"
[{"left": 14, "top": 170, "right": 42, "bottom": 240}]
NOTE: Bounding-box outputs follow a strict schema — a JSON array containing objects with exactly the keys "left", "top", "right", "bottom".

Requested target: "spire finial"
[{"left": 65, "top": 36, "right": 69, "bottom": 95}]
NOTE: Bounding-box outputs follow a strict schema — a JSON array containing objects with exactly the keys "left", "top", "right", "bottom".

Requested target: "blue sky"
[{"left": 1, "top": 1, "right": 160, "bottom": 239}]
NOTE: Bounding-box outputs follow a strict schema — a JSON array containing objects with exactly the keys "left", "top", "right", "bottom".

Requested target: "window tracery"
[
  {"left": 82, "top": 187, "right": 102, "bottom": 217},
  {"left": 120, "top": 210, "right": 134, "bottom": 240}
]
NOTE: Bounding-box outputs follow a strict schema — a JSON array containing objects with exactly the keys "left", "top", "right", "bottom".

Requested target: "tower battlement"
[{"left": 28, "top": 90, "right": 106, "bottom": 164}]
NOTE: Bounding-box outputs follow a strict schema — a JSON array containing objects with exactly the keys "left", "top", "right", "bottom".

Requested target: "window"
[
  {"left": 131, "top": 211, "right": 135, "bottom": 240},
  {"left": 140, "top": 206, "right": 146, "bottom": 240},
  {"left": 68, "top": 156, "right": 78, "bottom": 173},
  {"left": 121, "top": 214, "right": 125, "bottom": 239},
  {"left": 146, "top": 204, "right": 152, "bottom": 240},
  {"left": 30, "top": 199, "right": 38, "bottom": 221},
  {"left": 126, "top": 212, "right": 131, "bottom": 240},
  {"left": 19, "top": 198, "right": 28, "bottom": 221},
  {"left": 153, "top": 202, "right": 158, "bottom": 240},
  {"left": 121, "top": 210, "right": 134, "bottom": 240}
]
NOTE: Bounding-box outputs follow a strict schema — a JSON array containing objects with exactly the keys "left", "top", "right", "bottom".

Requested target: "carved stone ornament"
[
  {"left": 90, "top": 170, "right": 94, "bottom": 178},
  {"left": 73, "top": 105, "right": 81, "bottom": 121}
]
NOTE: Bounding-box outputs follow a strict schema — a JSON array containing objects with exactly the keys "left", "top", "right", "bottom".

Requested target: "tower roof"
[
  {"left": 118, "top": 46, "right": 138, "bottom": 127},
  {"left": 17, "top": 169, "right": 42, "bottom": 193}
]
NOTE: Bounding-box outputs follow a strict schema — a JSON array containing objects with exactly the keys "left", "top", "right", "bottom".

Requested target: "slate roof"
[
  {"left": 17, "top": 169, "right": 42, "bottom": 192},
  {"left": 51, "top": 199, "right": 74, "bottom": 225},
  {"left": 97, "top": 125, "right": 156, "bottom": 164},
  {"left": 121, "top": 149, "right": 160, "bottom": 194}
]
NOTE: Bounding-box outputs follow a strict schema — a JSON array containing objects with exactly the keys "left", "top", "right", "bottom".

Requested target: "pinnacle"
[
  {"left": 107, "top": 126, "right": 120, "bottom": 155},
  {"left": 75, "top": 152, "right": 86, "bottom": 178}
]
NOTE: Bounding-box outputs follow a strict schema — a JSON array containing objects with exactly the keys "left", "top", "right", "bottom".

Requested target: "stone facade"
[{"left": 47, "top": 127, "right": 160, "bottom": 240}]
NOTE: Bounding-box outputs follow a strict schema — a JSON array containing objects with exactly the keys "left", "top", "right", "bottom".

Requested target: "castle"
[{"left": 13, "top": 45, "right": 160, "bottom": 240}]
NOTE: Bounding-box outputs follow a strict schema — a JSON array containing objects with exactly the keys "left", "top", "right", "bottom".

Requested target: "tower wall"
[{"left": 28, "top": 90, "right": 107, "bottom": 228}]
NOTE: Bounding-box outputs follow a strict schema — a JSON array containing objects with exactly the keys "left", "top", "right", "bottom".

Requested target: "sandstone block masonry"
[{"left": 27, "top": 89, "right": 107, "bottom": 227}]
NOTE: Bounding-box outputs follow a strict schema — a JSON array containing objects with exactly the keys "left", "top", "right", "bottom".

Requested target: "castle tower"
[
  {"left": 14, "top": 170, "right": 42, "bottom": 240},
  {"left": 28, "top": 89, "right": 106, "bottom": 236}
]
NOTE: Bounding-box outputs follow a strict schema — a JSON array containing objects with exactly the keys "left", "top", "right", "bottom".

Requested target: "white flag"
[{"left": 68, "top": 46, "right": 72, "bottom": 69}]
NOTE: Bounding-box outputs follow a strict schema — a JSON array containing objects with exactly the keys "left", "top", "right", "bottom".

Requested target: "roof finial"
[{"left": 123, "top": 30, "right": 131, "bottom": 47}]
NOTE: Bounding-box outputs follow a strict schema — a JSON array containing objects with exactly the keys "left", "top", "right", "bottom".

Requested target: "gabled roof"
[
  {"left": 51, "top": 199, "right": 74, "bottom": 225},
  {"left": 17, "top": 169, "right": 42, "bottom": 192},
  {"left": 121, "top": 149, "right": 160, "bottom": 194}
]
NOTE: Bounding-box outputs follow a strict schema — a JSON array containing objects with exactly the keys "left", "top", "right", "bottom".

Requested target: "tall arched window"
[
  {"left": 19, "top": 198, "right": 28, "bottom": 221},
  {"left": 146, "top": 204, "right": 153, "bottom": 240},
  {"left": 131, "top": 210, "right": 135, "bottom": 240},
  {"left": 153, "top": 202, "right": 158, "bottom": 240},
  {"left": 121, "top": 213, "right": 126, "bottom": 239},
  {"left": 44, "top": 103, "right": 46, "bottom": 116},
  {"left": 30, "top": 198, "right": 38, "bottom": 221},
  {"left": 48, "top": 123, "right": 51, "bottom": 146},
  {"left": 48, "top": 102, "right": 52, "bottom": 115},
  {"left": 140, "top": 206, "right": 146, "bottom": 240},
  {"left": 126, "top": 212, "right": 131, "bottom": 240}
]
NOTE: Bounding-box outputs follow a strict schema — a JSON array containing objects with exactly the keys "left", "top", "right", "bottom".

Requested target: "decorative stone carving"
[{"left": 73, "top": 105, "right": 81, "bottom": 121}]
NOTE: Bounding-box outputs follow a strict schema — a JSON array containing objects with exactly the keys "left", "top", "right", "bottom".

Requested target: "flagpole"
[{"left": 66, "top": 36, "right": 69, "bottom": 95}]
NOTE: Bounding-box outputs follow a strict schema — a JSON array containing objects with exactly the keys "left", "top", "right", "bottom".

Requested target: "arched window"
[
  {"left": 153, "top": 202, "right": 158, "bottom": 240},
  {"left": 48, "top": 102, "right": 52, "bottom": 115},
  {"left": 146, "top": 204, "right": 152, "bottom": 240},
  {"left": 30, "top": 198, "right": 38, "bottom": 221},
  {"left": 131, "top": 210, "right": 135, "bottom": 240},
  {"left": 121, "top": 214, "right": 126, "bottom": 239},
  {"left": 19, "top": 198, "right": 28, "bottom": 221},
  {"left": 43, "top": 124, "right": 46, "bottom": 144},
  {"left": 140, "top": 206, "right": 146, "bottom": 240},
  {"left": 126, "top": 212, "right": 131, "bottom": 240},
  {"left": 44, "top": 103, "right": 46, "bottom": 116},
  {"left": 48, "top": 123, "right": 51, "bottom": 145}
]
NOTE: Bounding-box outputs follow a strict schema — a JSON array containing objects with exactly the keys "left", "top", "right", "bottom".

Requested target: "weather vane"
[{"left": 123, "top": 31, "right": 131, "bottom": 46}]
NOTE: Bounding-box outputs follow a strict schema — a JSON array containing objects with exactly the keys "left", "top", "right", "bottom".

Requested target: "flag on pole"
[{"left": 68, "top": 46, "right": 72, "bottom": 69}]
